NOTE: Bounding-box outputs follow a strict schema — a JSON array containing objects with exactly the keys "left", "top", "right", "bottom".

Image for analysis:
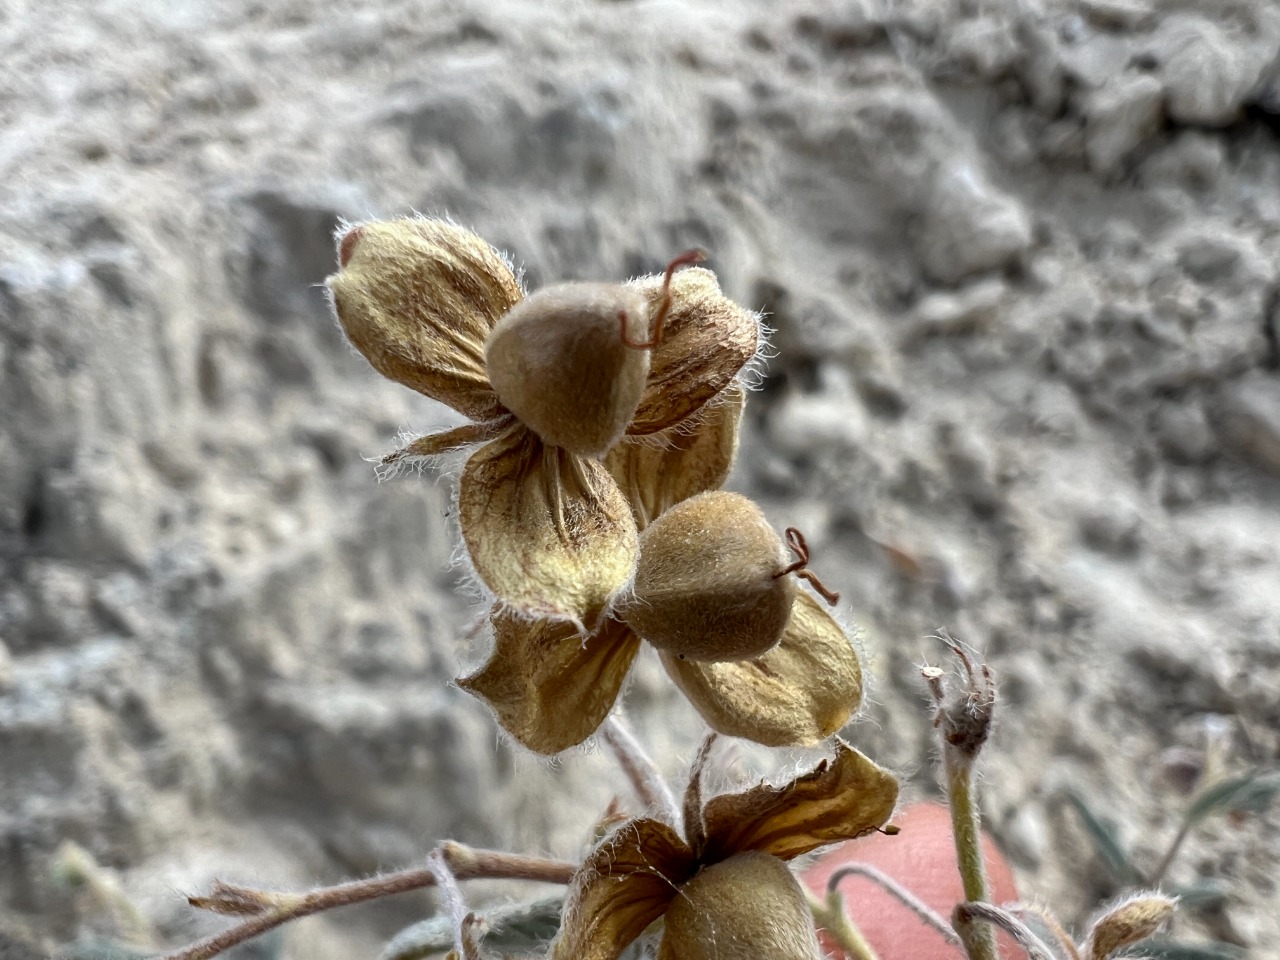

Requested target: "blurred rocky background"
[{"left": 2, "top": 0, "right": 1279, "bottom": 956}]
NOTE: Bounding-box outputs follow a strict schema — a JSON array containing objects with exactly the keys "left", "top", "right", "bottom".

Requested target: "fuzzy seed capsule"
[
  {"left": 484, "top": 283, "right": 651, "bottom": 457},
  {"left": 659, "top": 852, "right": 823, "bottom": 960},
  {"left": 622, "top": 491, "right": 796, "bottom": 662}
]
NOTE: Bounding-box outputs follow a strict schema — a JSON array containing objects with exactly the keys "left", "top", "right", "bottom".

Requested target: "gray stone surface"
[{"left": 3, "top": 1, "right": 1280, "bottom": 957}]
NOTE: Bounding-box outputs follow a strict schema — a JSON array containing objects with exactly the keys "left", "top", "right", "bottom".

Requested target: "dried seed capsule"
[
  {"left": 660, "top": 852, "right": 823, "bottom": 960},
  {"left": 623, "top": 491, "right": 797, "bottom": 662},
  {"left": 484, "top": 283, "right": 651, "bottom": 458}
]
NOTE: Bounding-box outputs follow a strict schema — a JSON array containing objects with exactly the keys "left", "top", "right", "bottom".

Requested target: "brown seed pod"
[
  {"left": 623, "top": 491, "right": 797, "bottom": 662},
  {"left": 659, "top": 852, "right": 823, "bottom": 960},
  {"left": 484, "top": 282, "right": 652, "bottom": 458}
]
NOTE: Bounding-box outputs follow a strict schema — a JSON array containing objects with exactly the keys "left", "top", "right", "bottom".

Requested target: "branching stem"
[
  {"left": 953, "top": 902, "right": 1057, "bottom": 960},
  {"left": 826, "top": 863, "right": 960, "bottom": 946},
  {"left": 807, "top": 889, "right": 879, "bottom": 960},
  {"left": 159, "top": 843, "right": 576, "bottom": 960},
  {"left": 1009, "top": 903, "right": 1082, "bottom": 960},
  {"left": 426, "top": 848, "right": 484, "bottom": 960}
]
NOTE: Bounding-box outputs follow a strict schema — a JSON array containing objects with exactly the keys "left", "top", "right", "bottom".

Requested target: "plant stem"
[
  {"left": 826, "top": 864, "right": 960, "bottom": 946},
  {"left": 158, "top": 843, "right": 576, "bottom": 960},
  {"left": 1010, "top": 904, "right": 1082, "bottom": 960},
  {"left": 426, "top": 847, "right": 484, "bottom": 960},
  {"left": 926, "top": 640, "right": 998, "bottom": 960},
  {"left": 953, "top": 902, "right": 1056, "bottom": 960},
  {"left": 1150, "top": 818, "right": 1192, "bottom": 886},
  {"left": 806, "top": 890, "right": 879, "bottom": 960},
  {"left": 601, "top": 716, "right": 680, "bottom": 826},
  {"left": 945, "top": 750, "right": 997, "bottom": 960}
]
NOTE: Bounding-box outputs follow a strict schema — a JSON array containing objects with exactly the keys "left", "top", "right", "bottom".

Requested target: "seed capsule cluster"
[
  {"left": 318, "top": 220, "right": 1185, "bottom": 960},
  {"left": 328, "top": 217, "right": 857, "bottom": 757},
  {"left": 325, "top": 219, "right": 882, "bottom": 960}
]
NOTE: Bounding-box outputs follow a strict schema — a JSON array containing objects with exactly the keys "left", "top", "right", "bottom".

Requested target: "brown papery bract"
[
  {"left": 661, "top": 591, "right": 863, "bottom": 746},
  {"left": 605, "top": 386, "right": 745, "bottom": 530},
  {"left": 622, "top": 491, "right": 796, "bottom": 662},
  {"left": 485, "top": 282, "right": 652, "bottom": 457},
  {"left": 459, "top": 424, "right": 638, "bottom": 630},
  {"left": 551, "top": 741, "right": 896, "bottom": 960},
  {"left": 327, "top": 218, "right": 522, "bottom": 422},
  {"left": 625, "top": 267, "right": 759, "bottom": 435}
]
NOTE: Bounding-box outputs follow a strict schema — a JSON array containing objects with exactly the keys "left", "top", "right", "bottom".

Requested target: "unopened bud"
[{"left": 1085, "top": 894, "right": 1177, "bottom": 960}]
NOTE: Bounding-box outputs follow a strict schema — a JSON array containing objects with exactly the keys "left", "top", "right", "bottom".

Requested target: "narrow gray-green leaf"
[
  {"left": 1167, "top": 878, "right": 1231, "bottom": 912},
  {"left": 1185, "top": 771, "right": 1280, "bottom": 826},
  {"left": 1064, "top": 788, "right": 1144, "bottom": 885},
  {"left": 1118, "top": 939, "right": 1246, "bottom": 960}
]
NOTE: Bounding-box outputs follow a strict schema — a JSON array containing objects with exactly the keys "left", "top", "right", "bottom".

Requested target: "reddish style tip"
[{"left": 337, "top": 225, "right": 364, "bottom": 268}]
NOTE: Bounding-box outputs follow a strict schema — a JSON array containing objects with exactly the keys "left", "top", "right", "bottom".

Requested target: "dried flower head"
[
  {"left": 326, "top": 217, "right": 757, "bottom": 628},
  {"left": 459, "top": 493, "right": 863, "bottom": 753},
  {"left": 551, "top": 738, "right": 899, "bottom": 960}
]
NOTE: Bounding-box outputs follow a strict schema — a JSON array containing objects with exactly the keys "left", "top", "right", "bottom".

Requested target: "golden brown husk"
[
  {"left": 458, "top": 425, "right": 637, "bottom": 627},
  {"left": 696, "top": 739, "right": 899, "bottom": 865},
  {"left": 623, "top": 491, "right": 795, "bottom": 662},
  {"left": 605, "top": 386, "right": 745, "bottom": 530},
  {"left": 626, "top": 267, "right": 759, "bottom": 435},
  {"left": 551, "top": 818, "right": 694, "bottom": 960},
  {"left": 661, "top": 591, "right": 863, "bottom": 746},
  {"left": 485, "top": 282, "right": 651, "bottom": 457},
  {"left": 326, "top": 218, "right": 522, "bottom": 421},
  {"left": 458, "top": 612, "right": 642, "bottom": 755},
  {"left": 658, "top": 852, "right": 823, "bottom": 960}
]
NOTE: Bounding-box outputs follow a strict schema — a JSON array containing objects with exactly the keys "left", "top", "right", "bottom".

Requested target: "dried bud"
[
  {"left": 485, "top": 283, "right": 651, "bottom": 457},
  {"left": 623, "top": 492, "right": 796, "bottom": 662},
  {"left": 659, "top": 852, "right": 822, "bottom": 960},
  {"left": 1084, "top": 894, "right": 1177, "bottom": 960}
]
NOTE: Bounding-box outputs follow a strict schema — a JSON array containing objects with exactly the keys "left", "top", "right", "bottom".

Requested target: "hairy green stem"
[
  {"left": 806, "top": 890, "right": 879, "bottom": 960},
  {"left": 1150, "top": 818, "right": 1192, "bottom": 886},
  {"left": 826, "top": 864, "right": 960, "bottom": 946},
  {"left": 945, "top": 750, "right": 997, "bottom": 960}
]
